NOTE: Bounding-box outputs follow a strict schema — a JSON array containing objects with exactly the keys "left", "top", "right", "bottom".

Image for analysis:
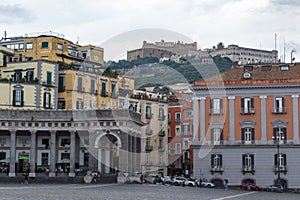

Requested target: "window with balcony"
[
  {"left": 175, "top": 125, "right": 181, "bottom": 135},
  {"left": 210, "top": 98, "right": 223, "bottom": 115},
  {"left": 111, "top": 83, "right": 116, "bottom": 98},
  {"left": 14, "top": 70, "right": 22, "bottom": 82},
  {"left": 242, "top": 127, "right": 254, "bottom": 144},
  {"left": 90, "top": 79, "right": 95, "bottom": 94},
  {"left": 77, "top": 77, "right": 83, "bottom": 92},
  {"left": 46, "top": 71, "right": 52, "bottom": 86},
  {"left": 76, "top": 99, "right": 83, "bottom": 109},
  {"left": 58, "top": 76, "right": 65, "bottom": 92},
  {"left": 211, "top": 128, "right": 223, "bottom": 145},
  {"left": 60, "top": 138, "right": 70, "bottom": 147},
  {"left": 241, "top": 97, "right": 255, "bottom": 114},
  {"left": 184, "top": 109, "right": 193, "bottom": 118},
  {"left": 273, "top": 97, "right": 286, "bottom": 114},
  {"left": 175, "top": 143, "right": 181, "bottom": 154},
  {"left": 101, "top": 82, "right": 107, "bottom": 96},
  {"left": 0, "top": 152, "right": 6, "bottom": 160},
  {"left": 211, "top": 154, "right": 223, "bottom": 173},
  {"left": 41, "top": 153, "right": 49, "bottom": 166},
  {"left": 13, "top": 90, "right": 24, "bottom": 107},
  {"left": 26, "top": 70, "right": 34, "bottom": 82},
  {"left": 159, "top": 107, "right": 165, "bottom": 120},
  {"left": 146, "top": 105, "right": 152, "bottom": 119},
  {"left": 159, "top": 138, "right": 163, "bottom": 150},
  {"left": 274, "top": 153, "right": 287, "bottom": 173},
  {"left": 182, "top": 124, "right": 190, "bottom": 135},
  {"left": 242, "top": 153, "right": 255, "bottom": 174},
  {"left": 273, "top": 127, "right": 286, "bottom": 144}
]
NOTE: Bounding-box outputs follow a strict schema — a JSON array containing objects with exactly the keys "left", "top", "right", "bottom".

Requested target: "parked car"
[
  {"left": 201, "top": 180, "right": 216, "bottom": 188},
  {"left": 163, "top": 176, "right": 172, "bottom": 184},
  {"left": 143, "top": 174, "right": 159, "bottom": 184},
  {"left": 249, "top": 184, "right": 262, "bottom": 191},
  {"left": 172, "top": 177, "right": 187, "bottom": 186},
  {"left": 184, "top": 178, "right": 197, "bottom": 187},
  {"left": 264, "top": 184, "right": 283, "bottom": 193},
  {"left": 240, "top": 183, "right": 250, "bottom": 190},
  {"left": 127, "top": 173, "right": 142, "bottom": 184}
]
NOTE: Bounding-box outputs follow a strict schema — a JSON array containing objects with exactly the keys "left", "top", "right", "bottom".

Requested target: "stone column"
[
  {"left": 69, "top": 130, "right": 76, "bottom": 177},
  {"left": 292, "top": 95, "right": 299, "bottom": 143},
  {"left": 192, "top": 97, "right": 199, "bottom": 141},
  {"left": 260, "top": 96, "right": 267, "bottom": 144},
  {"left": 29, "top": 130, "right": 37, "bottom": 177},
  {"left": 89, "top": 130, "right": 97, "bottom": 172},
  {"left": 228, "top": 96, "right": 235, "bottom": 144},
  {"left": 200, "top": 97, "right": 206, "bottom": 143},
  {"left": 119, "top": 132, "right": 129, "bottom": 173},
  {"left": 136, "top": 136, "right": 141, "bottom": 173},
  {"left": 127, "top": 134, "right": 132, "bottom": 173},
  {"left": 49, "top": 130, "right": 56, "bottom": 177},
  {"left": 132, "top": 135, "right": 137, "bottom": 173},
  {"left": 9, "top": 129, "right": 16, "bottom": 177}
]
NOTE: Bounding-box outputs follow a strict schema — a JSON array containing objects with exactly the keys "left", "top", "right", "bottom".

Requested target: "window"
[
  {"left": 159, "top": 108, "right": 164, "bottom": 119},
  {"left": 90, "top": 79, "right": 95, "bottom": 94},
  {"left": 26, "top": 70, "right": 34, "bottom": 82},
  {"left": 41, "top": 41, "right": 49, "bottom": 48},
  {"left": 93, "top": 55, "right": 99, "bottom": 61},
  {"left": 242, "top": 154, "right": 254, "bottom": 172},
  {"left": 175, "top": 143, "right": 181, "bottom": 154},
  {"left": 101, "top": 82, "right": 107, "bottom": 96},
  {"left": 61, "top": 153, "right": 70, "bottom": 159},
  {"left": 76, "top": 99, "right": 83, "bottom": 109},
  {"left": 211, "top": 128, "right": 223, "bottom": 145},
  {"left": 182, "top": 124, "right": 190, "bottom": 135},
  {"left": 183, "top": 139, "right": 189, "bottom": 149},
  {"left": 14, "top": 70, "right": 22, "bottom": 82},
  {"left": 58, "top": 99, "right": 66, "bottom": 109},
  {"left": 175, "top": 125, "right": 181, "bottom": 135},
  {"left": 26, "top": 42, "right": 33, "bottom": 50},
  {"left": 273, "top": 127, "right": 286, "bottom": 144},
  {"left": 77, "top": 77, "right": 83, "bottom": 92},
  {"left": 159, "top": 154, "right": 163, "bottom": 165},
  {"left": 13, "top": 90, "right": 24, "bottom": 106},
  {"left": 210, "top": 98, "right": 223, "bottom": 114},
  {"left": 273, "top": 97, "right": 285, "bottom": 114},
  {"left": 42, "top": 138, "right": 49, "bottom": 148},
  {"left": 175, "top": 112, "right": 181, "bottom": 122},
  {"left": 146, "top": 138, "right": 150, "bottom": 147},
  {"left": 0, "top": 138, "right": 6, "bottom": 146},
  {"left": 19, "top": 138, "right": 28, "bottom": 146},
  {"left": 280, "top": 65, "right": 289, "bottom": 71},
  {"left": 274, "top": 153, "right": 287, "bottom": 171},
  {"left": 44, "top": 92, "right": 51, "bottom": 109},
  {"left": 90, "top": 97, "right": 95, "bottom": 109},
  {"left": 146, "top": 153, "right": 150, "bottom": 164},
  {"left": 83, "top": 153, "right": 89, "bottom": 167},
  {"left": 159, "top": 138, "right": 163, "bottom": 149},
  {"left": 58, "top": 76, "right": 65, "bottom": 92},
  {"left": 146, "top": 105, "right": 152, "bottom": 118},
  {"left": 0, "top": 152, "right": 6, "bottom": 160},
  {"left": 242, "top": 128, "right": 254, "bottom": 144},
  {"left": 60, "top": 138, "right": 70, "bottom": 147},
  {"left": 241, "top": 97, "right": 255, "bottom": 114},
  {"left": 111, "top": 83, "right": 116, "bottom": 98},
  {"left": 211, "top": 154, "right": 223, "bottom": 171},
  {"left": 41, "top": 153, "right": 49, "bottom": 166},
  {"left": 46, "top": 71, "right": 52, "bottom": 86},
  {"left": 57, "top": 43, "right": 63, "bottom": 50},
  {"left": 184, "top": 109, "right": 193, "bottom": 118}
]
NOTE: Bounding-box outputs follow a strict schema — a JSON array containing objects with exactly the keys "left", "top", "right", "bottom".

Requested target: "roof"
[{"left": 193, "top": 63, "right": 300, "bottom": 86}]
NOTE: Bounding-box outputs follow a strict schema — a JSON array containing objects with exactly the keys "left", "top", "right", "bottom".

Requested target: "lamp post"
[{"left": 272, "top": 131, "right": 285, "bottom": 184}]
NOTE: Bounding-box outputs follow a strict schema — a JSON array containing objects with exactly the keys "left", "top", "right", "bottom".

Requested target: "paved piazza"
[{"left": 0, "top": 183, "right": 299, "bottom": 200}]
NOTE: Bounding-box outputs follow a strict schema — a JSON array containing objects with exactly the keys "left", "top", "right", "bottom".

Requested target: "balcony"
[
  {"left": 158, "top": 115, "right": 166, "bottom": 121},
  {"left": 210, "top": 165, "right": 224, "bottom": 175},
  {"left": 145, "top": 145, "right": 153, "bottom": 152},
  {"left": 145, "top": 129, "right": 153, "bottom": 136},
  {"left": 175, "top": 118, "right": 181, "bottom": 122},
  {"left": 183, "top": 158, "right": 190, "bottom": 164},
  {"left": 158, "top": 146, "right": 165, "bottom": 152},
  {"left": 274, "top": 165, "right": 288, "bottom": 174},
  {"left": 101, "top": 92, "right": 108, "bottom": 97},
  {"left": 241, "top": 165, "right": 255, "bottom": 175},
  {"left": 209, "top": 109, "right": 223, "bottom": 115},
  {"left": 240, "top": 108, "right": 255, "bottom": 115},
  {"left": 158, "top": 131, "right": 165, "bottom": 137},
  {"left": 145, "top": 113, "right": 153, "bottom": 119},
  {"left": 272, "top": 107, "right": 287, "bottom": 114}
]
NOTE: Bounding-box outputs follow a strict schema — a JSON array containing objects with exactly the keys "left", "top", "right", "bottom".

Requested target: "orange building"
[{"left": 192, "top": 63, "right": 300, "bottom": 190}]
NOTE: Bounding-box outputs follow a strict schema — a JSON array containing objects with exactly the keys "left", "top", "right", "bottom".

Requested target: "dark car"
[{"left": 264, "top": 184, "right": 283, "bottom": 193}]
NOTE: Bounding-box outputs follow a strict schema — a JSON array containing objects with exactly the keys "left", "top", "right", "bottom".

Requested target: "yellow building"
[
  {"left": 0, "top": 60, "right": 58, "bottom": 109},
  {"left": 0, "top": 31, "right": 104, "bottom": 68},
  {"left": 119, "top": 90, "right": 169, "bottom": 175},
  {"left": 58, "top": 67, "right": 133, "bottom": 110},
  {"left": 0, "top": 46, "right": 14, "bottom": 67}
]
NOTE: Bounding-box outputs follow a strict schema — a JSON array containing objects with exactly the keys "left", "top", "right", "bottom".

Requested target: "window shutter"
[
  {"left": 220, "top": 99, "right": 223, "bottom": 113},
  {"left": 210, "top": 99, "right": 213, "bottom": 109},
  {"left": 273, "top": 128, "right": 276, "bottom": 138},
  {"left": 282, "top": 97, "right": 285, "bottom": 108},
  {"left": 283, "top": 128, "right": 287, "bottom": 140},
  {"left": 210, "top": 129, "right": 214, "bottom": 141},
  {"left": 48, "top": 93, "right": 51, "bottom": 108},
  {"left": 241, "top": 128, "right": 245, "bottom": 143},
  {"left": 252, "top": 128, "right": 255, "bottom": 142},
  {"left": 220, "top": 129, "right": 223, "bottom": 141},
  {"left": 211, "top": 154, "right": 214, "bottom": 166},
  {"left": 274, "top": 154, "right": 278, "bottom": 166},
  {"left": 251, "top": 98, "right": 254, "bottom": 108},
  {"left": 12, "top": 90, "right": 16, "bottom": 106},
  {"left": 251, "top": 154, "right": 254, "bottom": 167},
  {"left": 283, "top": 154, "right": 287, "bottom": 166},
  {"left": 20, "top": 90, "right": 24, "bottom": 106},
  {"left": 219, "top": 154, "right": 223, "bottom": 166},
  {"left": 241, "top": 97, "right": 244, "bottom": 109},
  {"left": 43, "top": 93, "right": 46, "bottom": 108},
  {"left": 242, "top": 154, "right": 245, "bottom": 166}
]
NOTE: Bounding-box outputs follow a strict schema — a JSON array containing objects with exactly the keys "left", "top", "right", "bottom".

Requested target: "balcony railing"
[
  {"left": 158, "top": 131, "right": 165, "bottom": 137},
  {"left": 209, "top": 109, "right": 223, "bottom": 115},
  {"left": 101, "top": 92, "right": 108, "bottom": 97},
  {"left": 158, "top": 115, "right": 166, "bottom": 121},
  {"left": 210, "top": 165, "right": 224, "bottom": 174},
  {"left": 158, "top": 146, "right": 165, "bottom": 152},
  {"left": 145, "top": 129, "right": 153, "bottom": 136},
  {"left": 145, "top": 145, "right": 153, "bottom": 152},
  {"left": 241, "top": 165, "right": 255, "bottom": 174},
  {"left": 183, "top": 158, "right": 190, "bottom": 164},
  {"left": 145, "top": 113, "right": 153, "bottom": 119},
  {"left": 274, "top": 165, "right": 287, "bottom": 173},
  {"left": 272, "top": 107, "right": 287, "bottom": 114},
  {"left": 240, "top": 108, "right": 255, "bottom": 115}
]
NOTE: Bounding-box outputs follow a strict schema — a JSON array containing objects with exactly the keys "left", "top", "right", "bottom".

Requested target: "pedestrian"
[
  {"left": 224, "top": 179, "right": 229, "bottom": 190},
  {"left": 199, "top": 178, "right": 202, "bottom": 188},
  {"left": 23, "top": 172, "right": 29, "bottom": 184}
]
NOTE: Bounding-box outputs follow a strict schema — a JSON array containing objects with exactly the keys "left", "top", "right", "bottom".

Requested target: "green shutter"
[
  {"left": 20, "top": 90, "right": 24, "bottom": 106},
  {"left": 12, "top": 90, "right": 16, "bottom": 106},
  {"left": 47, "top": 72, "right": 52, "bottom": 85},
  {"left": 43, "top": 93, "right": 46, "bottom": 108}
]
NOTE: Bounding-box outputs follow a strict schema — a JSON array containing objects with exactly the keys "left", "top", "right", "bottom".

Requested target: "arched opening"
[
  {"left": 241, "top": 178, "right": 256, "bottom": 185},
  {"left": 275, "top": 179, "right": 288, "bottom": 192},
  {"left": 211, "top": 178, "right": 224, "bottom": 188},
  {"left": 95, "top": 132, "right": 121, "bottom": 174}
]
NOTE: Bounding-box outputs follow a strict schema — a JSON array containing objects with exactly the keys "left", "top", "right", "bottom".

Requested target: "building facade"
[
  {"left": 207, "top": 44, "right": 278, "bottom": 65},
  {"left": 0, "top": 60, "right": 58, "bottom": 109},
  {"left": 192, "top": 63, "right": 300, "bottom": 190},
  {"left": 0, "top": 45, "right": 14, "bottom": 67},
  {"left": 127, "top": 40, "right": 197, "bottom": 62},
  {"left": 0, "top": 109, "right": 144, "bottom": 177},
  {"left": 168, "top": 94, "right": 193, "bottom": 177}
]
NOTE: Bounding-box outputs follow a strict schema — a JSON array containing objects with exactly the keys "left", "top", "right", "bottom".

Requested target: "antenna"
[
  {"left": 4, "top": 31, "right": 7, "bottom": 39},
  {"left": 76, "top": 36, "right": 79, "bottom": 45},
  {"left": 275, "top": 33, "right": 277, "bottom": 50},
  {"left": 283, "top": 37, "right": 286, "bottom": 63}
]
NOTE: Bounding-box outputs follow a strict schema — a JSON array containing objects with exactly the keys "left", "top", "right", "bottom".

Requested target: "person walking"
[
  {"left": 23, "top": 172, "right": 29, "bottom": 184},
  {"left": 224, "top": 179, "right": 229, "bottom": 190}
]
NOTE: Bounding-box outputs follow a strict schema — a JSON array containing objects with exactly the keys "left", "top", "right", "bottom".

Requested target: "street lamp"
[
  {"left": 272, "top": 131, "right": 285, "bottom": 184},
  {"left": 291, "top": 50, "right": 295, "bottom": 64}
]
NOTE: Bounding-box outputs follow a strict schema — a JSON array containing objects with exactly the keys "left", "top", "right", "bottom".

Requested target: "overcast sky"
[{"left": 1, "top": 0, "right": 300, "bottom": 61}]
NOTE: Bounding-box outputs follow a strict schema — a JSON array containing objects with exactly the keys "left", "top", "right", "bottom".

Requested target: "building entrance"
[{"left": 18, "top": 154, "right": 29, "bottom": 173}]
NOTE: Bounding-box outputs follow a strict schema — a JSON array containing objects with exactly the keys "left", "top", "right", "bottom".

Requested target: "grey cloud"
[
  {"left": 270, "top": 0, "right": 300, "bottom": 6},
  {"left": 0, "top": 4, "right": 35, "bottom": 23}
]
